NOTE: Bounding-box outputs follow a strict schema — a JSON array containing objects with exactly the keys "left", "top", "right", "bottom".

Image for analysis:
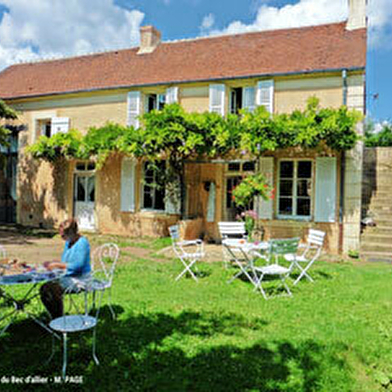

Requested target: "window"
[
  {"left": 146, "top": 93, "right": 166, "bottom": 112},
  {"left": 230, "top": 87, "right": 255, "bottom": 114},
  {"left": 39, "top": 119, "right": 52, "bottom": 138},
  {"left": 230, "top": 88, "right": 242, "bottom": 114},
  {"left": 225, "top": 161, "right": 255, "bottom": 219},
  {"left": 278, "top": 160, "right": 312, "bottom": 218},
  {"left": 142, "top": 162, "right": 165, "bottom": 210}
]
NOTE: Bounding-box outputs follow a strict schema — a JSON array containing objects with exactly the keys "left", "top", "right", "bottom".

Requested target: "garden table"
[
  {"left": 223, "top": 239, "right": 270, "bottom": 284},
  {"left": 0, "top": 268, "right": 65, "bottom": 337}
]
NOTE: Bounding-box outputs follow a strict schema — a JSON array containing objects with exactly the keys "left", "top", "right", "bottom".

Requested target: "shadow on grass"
[{"left": 0, "top": 305, "right": 352, "bottom": 391}]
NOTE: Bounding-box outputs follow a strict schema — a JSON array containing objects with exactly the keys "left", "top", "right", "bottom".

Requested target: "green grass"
[{"left": 1, "top": 248, "right": 392, "bottom": 391}]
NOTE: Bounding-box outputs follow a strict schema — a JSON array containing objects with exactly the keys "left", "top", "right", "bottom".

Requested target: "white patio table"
[
  {"left": 223, "top": 239, "right": 269, "bottom": 284},
  {"left": 0, "top": 268, "right": 65, "bottom": 337}
]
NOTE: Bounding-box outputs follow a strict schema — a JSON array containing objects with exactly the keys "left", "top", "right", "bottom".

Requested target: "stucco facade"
[{"left": 6, "top": 69, "right": 365, "bottom": 254}]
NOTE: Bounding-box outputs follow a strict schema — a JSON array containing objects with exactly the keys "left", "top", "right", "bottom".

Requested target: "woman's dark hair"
[{"left": 59, "top": 218, "right": 79, "bottom": 237}]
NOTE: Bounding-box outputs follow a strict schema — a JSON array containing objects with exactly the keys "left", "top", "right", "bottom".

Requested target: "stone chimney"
[
  {"left": 346, "top": 0, "right": 367, "bottom": 30},
  {"left": 137, "top": 25, "right": 161, "bottom": 55}
]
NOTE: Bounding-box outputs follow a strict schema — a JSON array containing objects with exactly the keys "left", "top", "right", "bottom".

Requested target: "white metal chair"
[
  {"left": 91, "top": 243, "right": 120, "bottom": 319},
  {"left": 251, "top": 238, "right": 300, "bottom": 299},
  {"left": 169, "top": 225, "right": 204, "bottom": 282},
  {"left": 48, "top": 278, "right": 104, "bottom": 379},
  {"left": 284, "top": 229, "right": 326, "bottom": 285},
  {"left": 218, "top": 222, "right": 248, "bottom": 268}
]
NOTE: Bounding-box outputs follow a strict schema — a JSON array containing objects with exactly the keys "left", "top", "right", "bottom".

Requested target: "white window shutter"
[
  {"left": 127, "top": 91, "right": 141, "bottom": 128},
  {"left": 256, "top": 80, "right": 274, "bottom": 114},
  {"left": 315, "top": 157, "right": 337, "bottom": 222},
  {"left": 121, "top": 158, "right": 136, "bottom": 212},
  {"left": 242, "top": 87, "right": 256, "bottom": 112},
  {"left": 257, "top": 157, "right": 274, "bottom": 220},
  {"left": 206, "top": 183, "right": 216, "bottom": 222},
  {"left": 166, "top": 87, "right": 178, "bottom": 104},
  {"left": 209, "top": 84, "right": 226, "bottom": 115},
  {"left": 51, "top": 117, "right": 70, "bottom": 134},
  {"left": 165, "top": 179, "right": 181, "bottom": 215}
]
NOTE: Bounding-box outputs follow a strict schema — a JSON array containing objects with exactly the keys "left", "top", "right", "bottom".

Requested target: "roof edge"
[
  {"left": 2, "top": 21, "right": 363, "bottom": 69},
  {"left": 2, "top": 66, "right": 366, "bottom": 102}
]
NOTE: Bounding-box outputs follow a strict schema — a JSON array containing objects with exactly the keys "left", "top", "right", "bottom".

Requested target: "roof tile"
[{"left": 0, "top": 22, "right": 366, "bottom": 100}]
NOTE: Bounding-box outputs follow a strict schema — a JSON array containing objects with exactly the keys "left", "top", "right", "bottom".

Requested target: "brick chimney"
[
  {"left": 346, "top": 0, "right": 367, "bottom": 30},
  {"left": 137, "top": 25, "right": 161, "bottom": 55}
]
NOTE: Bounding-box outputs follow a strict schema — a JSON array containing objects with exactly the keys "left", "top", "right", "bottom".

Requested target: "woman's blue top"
[{"left": 61, "top": 236, "right": 91, "bottom": 277}]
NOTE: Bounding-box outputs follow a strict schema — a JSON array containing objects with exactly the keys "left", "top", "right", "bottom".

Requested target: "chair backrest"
[
  {"left": 169, "top": 225, "right": 180, "bottom": 242},
  {"left": 269, "top": 238, "right": 300, "bottom": 256},
  {"left": 169, "top": 225, "right": 185, "bottom": 258},
  {"left": 218, "top": 222, "right": 246, "bottom": 240},
  {"left": 92, "top": 243, "right": 120, "bottom": 285},
  {"left": 308, "top": 229, "right": 326, "bottom": 247}
]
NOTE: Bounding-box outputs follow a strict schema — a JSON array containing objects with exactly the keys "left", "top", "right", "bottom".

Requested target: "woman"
[{"left": 40, "top": 218, "right": 91, "bottom": 318}]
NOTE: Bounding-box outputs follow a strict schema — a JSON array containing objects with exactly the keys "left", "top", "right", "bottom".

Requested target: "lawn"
[{"left": 1, "top": 236, "right": 392, "bottom": 391}]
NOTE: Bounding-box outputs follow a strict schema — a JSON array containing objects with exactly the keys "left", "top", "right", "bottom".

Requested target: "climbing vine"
[
  {"left": 27, "top": 97, "right": 361, "bottom": 164},
  {"left": 27, "top": 97, "right": 362, "bottom": 214}
]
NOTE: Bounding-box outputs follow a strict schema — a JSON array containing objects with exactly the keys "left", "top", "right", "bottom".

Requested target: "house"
[{"left": 0, "top": 0, "right": 366, "bottom": 253}]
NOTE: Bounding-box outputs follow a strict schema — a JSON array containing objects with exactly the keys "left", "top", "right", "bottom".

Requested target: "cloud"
[
  {"left": 205, "top": 0, "right": 392, "bottom": 50},
  {"left": 200, "top": 13, "right": 215, "bottom": 32},
  {"left": 0, "top": 0, "right": 145, "bottom": 70}
]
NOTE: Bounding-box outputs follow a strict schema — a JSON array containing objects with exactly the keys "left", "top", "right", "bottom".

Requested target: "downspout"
[{"left": 339, "top": 69, "right": 348, "bottom": 253}]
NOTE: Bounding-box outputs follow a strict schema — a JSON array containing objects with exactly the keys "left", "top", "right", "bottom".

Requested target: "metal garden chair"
[
  {"left": 169, "top": 225, "right": 204, "bottom": 282},
  {"left": 48, "top": 277, "right": 104, "bottom": 379},
  {"left": 284, "top": 229, "right": 326, "bottom": 285},
  {"left": 251, "top": 238, "right": 300, "bottom": 299},
  {"left": 218, "top": 221, "right": 248, "bottom": 268},
  {"left": 90, "top": 243, "right": 120, "bottom": 319}
]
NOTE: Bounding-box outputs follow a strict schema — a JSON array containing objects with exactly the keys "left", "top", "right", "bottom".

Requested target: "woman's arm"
[{"left": 44, "top": 261, "right": 66, "bottom": 271}]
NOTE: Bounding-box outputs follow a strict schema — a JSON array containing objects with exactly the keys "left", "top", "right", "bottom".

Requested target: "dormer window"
[
  {"left": 40, "top": 120, "right": 52, "bottom": 137},
  {"left": 146, "top": 93, "right": 166, "bottom": 112},
  {"left": 230, "top": 87, "right": 255, "bottom": 114}
]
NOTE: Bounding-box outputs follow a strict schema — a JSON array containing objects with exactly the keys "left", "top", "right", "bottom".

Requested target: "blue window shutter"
[
  {"left": 209, "top": 84, "right": 226, "bottom": 115},
  {"left": 256, "top": 80, "right": 274, "bottom": 114},
  {"left": 127, "top": 91, "right": 141, "bottom": 128},
  {"left": 258, "top": 157, "right": 274, "bottom": 220},
  {"left": 315, "top": 157, "right": 337, "bottom": 222},
  {"left": 121, "top": 158, "right": 136, "bottom": 212}
]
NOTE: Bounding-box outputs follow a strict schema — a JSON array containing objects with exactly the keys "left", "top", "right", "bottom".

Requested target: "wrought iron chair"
[
  {"left": 284, "top": 229, "right": 326, "bottom": 285},
  {"left": 90, "top": 243, "right": 120, "bottom": 319},
  {"left": 48, "top": 277, "right": 104, "bottom": 379},
  {"left": 169, "top": 225, "right": 204, "bottom": 282}
]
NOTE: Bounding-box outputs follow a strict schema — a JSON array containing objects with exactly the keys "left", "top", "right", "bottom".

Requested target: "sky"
[{"left": 0, "top": 0, "right": 390, "bottom": 122}]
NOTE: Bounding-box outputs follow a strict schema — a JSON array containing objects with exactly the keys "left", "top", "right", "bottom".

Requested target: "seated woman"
[{"left": 40, "top": 218, "right": 91, "bottom": 318}]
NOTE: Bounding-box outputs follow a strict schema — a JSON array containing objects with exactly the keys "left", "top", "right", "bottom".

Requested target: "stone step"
[
  {"left": 367, "top": 193, "right": 392, "bottom": 201},
  {"left": 368, "top": 203, "right": 392, "bottom": 209},
  {"left": 362, "top": 226, "right": 392, "bottom": 236},
  {"left": 360, "top": 242, "right": 392, "bottom": 253},
  {"left": 360, "top": 251, "right": 392, "bottom": 263},
  {"left": 368, "top": 218, "right": 392, "bottom": 227},
  {"left": 361, "top": 233, "right": 392, "bottom": 244}
]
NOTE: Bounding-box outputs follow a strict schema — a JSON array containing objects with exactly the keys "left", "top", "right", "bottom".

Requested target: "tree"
[
  {"left": 364, "top": 120, "right": 392, "bottom": 147},
  {"left": 0, "top": 100, "right": 18, "bottom": 146}
]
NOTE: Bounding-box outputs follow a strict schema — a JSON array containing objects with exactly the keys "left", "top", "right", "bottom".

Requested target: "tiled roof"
[{"left": 0, "top": 22, "right": 366, "bottom": 100}]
